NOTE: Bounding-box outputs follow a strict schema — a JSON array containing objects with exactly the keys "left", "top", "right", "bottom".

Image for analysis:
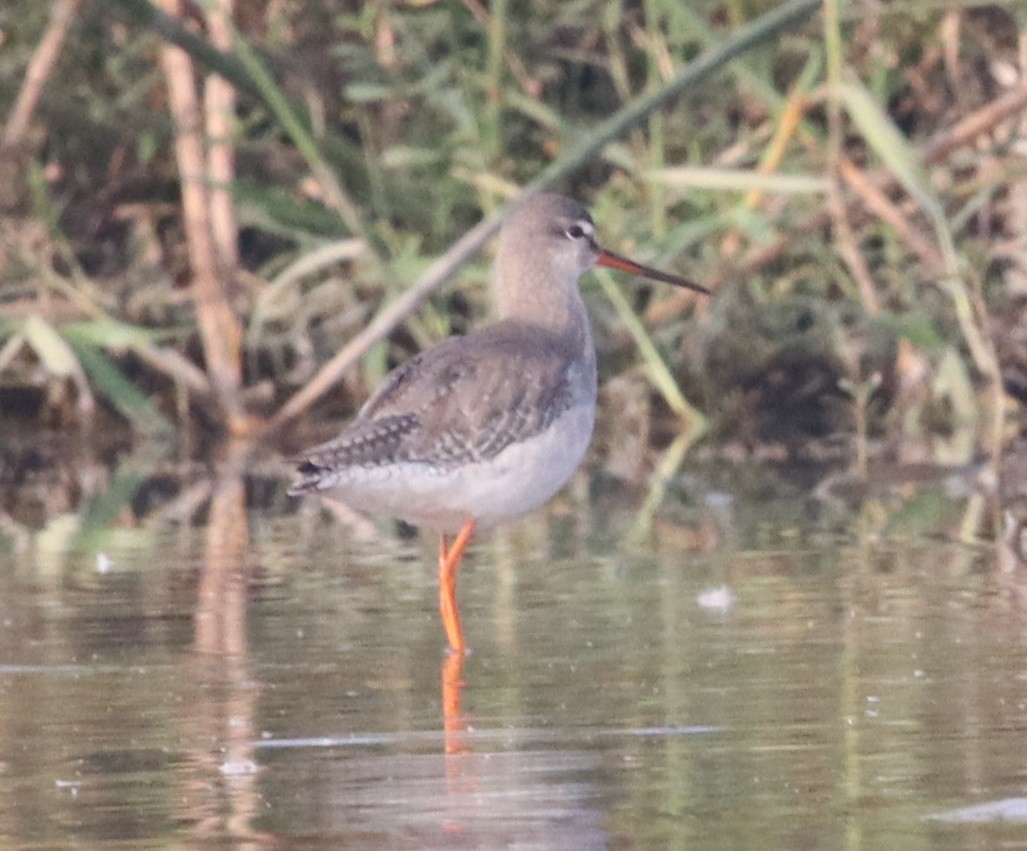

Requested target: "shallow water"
[{"left": 0, "top": 458, "right": 1026, "bottom": 849}]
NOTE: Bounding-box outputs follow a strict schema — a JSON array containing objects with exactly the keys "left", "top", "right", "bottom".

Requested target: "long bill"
[{"left": 595, "top": 246, "right": 710, "bottom": 295}]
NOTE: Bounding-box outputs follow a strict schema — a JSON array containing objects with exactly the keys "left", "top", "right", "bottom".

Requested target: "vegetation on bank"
[{"left": 0, "top": 0, "right": 1024, "bottom": 470}]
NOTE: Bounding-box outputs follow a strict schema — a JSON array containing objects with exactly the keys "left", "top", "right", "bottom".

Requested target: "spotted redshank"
[{"left": 289, "top": 193, "right": 708, "bottom": 654}]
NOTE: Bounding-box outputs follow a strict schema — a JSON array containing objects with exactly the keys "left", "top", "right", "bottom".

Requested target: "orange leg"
[
  {"left": 438, "top": 518, "right": 476, "bottom": 655},
  {"left": 441, "top": 650, "right": 468, "bottom": 755}
]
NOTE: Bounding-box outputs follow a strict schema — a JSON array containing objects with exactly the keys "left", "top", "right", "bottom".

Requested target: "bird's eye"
[{"left": 565, "top": 223, "right": 589, "bottom": 240}]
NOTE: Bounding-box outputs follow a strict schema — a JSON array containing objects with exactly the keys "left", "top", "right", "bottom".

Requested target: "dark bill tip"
[{"left": 596, "top": 247, "right": 710, "bottom": 295}]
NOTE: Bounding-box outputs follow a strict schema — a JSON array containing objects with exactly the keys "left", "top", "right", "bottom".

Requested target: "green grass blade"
[
  {"left": 649, "top": 167, "right": 828, "bottom": 195},
  {"left": 22, "top": 315, "right": 80, "bottom": 377},
  {"left": 77, "top": 470, "right": 147, "bottom": 544},
  {"left": 595, "top": 270, "right": 707, "bottom": 427},
  {"left": 838, "top": 81, "right": 941, "bottom": 219},
  {"left": 61, "top": 319, "right": 160, "bottom": 349},
  {"left": 209, "top": 2, "right": 370, "bottom": 243},
  {"left": 69, "top": 341, "right": 174, "bottom": 435}
]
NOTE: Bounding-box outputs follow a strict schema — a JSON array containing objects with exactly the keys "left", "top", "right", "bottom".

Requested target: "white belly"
[{"left": 315, "top": 402, "right": 596, "bottom": 534}]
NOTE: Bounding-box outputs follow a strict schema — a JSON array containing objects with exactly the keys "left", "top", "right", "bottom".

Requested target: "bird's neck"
[{"left": 494, "top": 265, "right": 592, "bottom": 353}]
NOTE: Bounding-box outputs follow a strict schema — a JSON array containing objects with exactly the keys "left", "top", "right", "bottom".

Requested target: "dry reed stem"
[
  {"left": 204, "top": 0, "right": 240, "bottom": 273},
  {"left": 823, "top": 0, "right": 882, "bottom": 316},
  {"left": 720, "top": 89, "right": 809, "bottom": 258},
  {"left": 838, "top": 157, "right": 944, "bottom": 275},
  {"left": 2, "top": 0, "right": 83, "bottom": 147},
  {"left": 924, "top": 79, "right": 1027, "bottom": 165},
  {"left": 827, "top": 172, "right": 881, "bottom": 313},
  {"left": 133, "top": 345, "right": 213, "bottom": 396},
  {"left": 660, "top": 78, "right": 1027, "bottom": 319},
  {"left": 157, "top": 0, "right": 246, "bottom": 432}
]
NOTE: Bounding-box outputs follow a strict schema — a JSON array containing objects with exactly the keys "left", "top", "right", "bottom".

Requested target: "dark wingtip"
[
  {"left": 286, "top": 459, "right": 324, "bottom": 496},
  {"left": 296, "top": 459, "right": 322, "bottom": 476}
]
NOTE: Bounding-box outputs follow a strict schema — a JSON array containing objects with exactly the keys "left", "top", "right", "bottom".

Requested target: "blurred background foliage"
[{"left": 0, "top": 0, "right": 1025, "bottom": 470}]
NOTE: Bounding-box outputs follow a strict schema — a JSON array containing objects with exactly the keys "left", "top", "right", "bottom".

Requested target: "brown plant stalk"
[
  {"left": 676, "top": 78, "right": 1027, "bottom": 310},
  {"left": 204, "top": 0, "right": 240, "bottom": 273},
  {"left": 156, "top": 0, "right": 247, "bottom": 433},
  {"left": 3, "top": 0, "right": 83, "bottom": 148}
]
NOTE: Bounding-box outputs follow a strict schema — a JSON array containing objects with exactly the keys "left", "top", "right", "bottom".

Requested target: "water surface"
[{"left": 0, "top": 458, "right": 1024, "bottom": 848}]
